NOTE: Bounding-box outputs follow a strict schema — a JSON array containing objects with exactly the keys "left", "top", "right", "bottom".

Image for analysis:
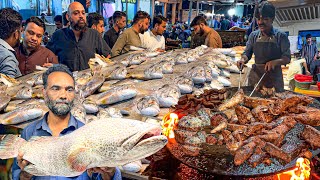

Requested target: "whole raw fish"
[{"left": 0, "top": 118, "right": 167, "bottom": 177}]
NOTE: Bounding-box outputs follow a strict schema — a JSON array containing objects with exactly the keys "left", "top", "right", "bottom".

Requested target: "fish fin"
[
  {"left": 0, "top": 134, "right": 26, "bottom": 159},
  {"left": 67, "top": 148, "right": 89, "bottom": 172}
]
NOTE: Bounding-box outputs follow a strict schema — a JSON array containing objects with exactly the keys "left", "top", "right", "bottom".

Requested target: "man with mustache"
[
  {"left": 237, "top": 1, "right": 290, "bottom": 92},
  {"left": 190, "top": 16, "right": 222, "bottom": 48},
  {"left": 12, "top": 64, "right": 122, "bottom": 180},
  {"left": 111, "top": 11, "right": 150, "bottom": 57},
  {"left": 46, "top": 2, "right": 111, "bottom": 71},
  {"left": 15, "top": 17, "right": 58, "bottom": 75},
  {"left": 0, "top": 8, "right": 22, "bottom": 78}
]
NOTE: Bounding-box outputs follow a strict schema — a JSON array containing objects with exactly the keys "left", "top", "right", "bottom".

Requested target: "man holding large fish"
[
  {"left": 11, "top": 64, "right": 121, "bottom": 179},
  {"left": 237, "top": 1, "right": 291, "bottom": 92}
]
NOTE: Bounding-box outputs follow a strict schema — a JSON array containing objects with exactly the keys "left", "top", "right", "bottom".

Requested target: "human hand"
[
  {"left": 306, "top": 70, "right": 311, "bottom": 75},
  {"left": 237, "top": 58, "right": 245, "bottom": 71},
  {"left": 88, "top": 167, "right": 116, "bottom": 180},
  {"left": 42, "top": 63, "right": 53, "bottom": 67},
  {"left": 264, "top": 61, "right": 277, "bottom": 71},
  {"left": 17, "top": 152, "right": 33, "bottom": 180}
]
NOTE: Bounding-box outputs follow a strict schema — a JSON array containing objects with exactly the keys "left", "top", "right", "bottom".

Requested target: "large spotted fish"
[{"left": 0, "top": 118, "right": 167, "bottom": 177}]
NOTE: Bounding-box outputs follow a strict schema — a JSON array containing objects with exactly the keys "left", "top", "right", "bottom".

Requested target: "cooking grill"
[{"left": 166, "top": 87, "right": 320, "bottom": 177}]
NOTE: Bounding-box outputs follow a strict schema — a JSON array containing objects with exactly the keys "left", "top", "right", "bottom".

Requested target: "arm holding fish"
[{"left": 264, "top": 34, "right": 291, "bottom": 71}]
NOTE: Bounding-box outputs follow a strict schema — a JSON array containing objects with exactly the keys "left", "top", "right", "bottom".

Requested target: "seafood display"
[
  {"left": 169, "top": 89, "right": 320, "bottom": 168},
  {"left": 0, "top": 46, "right": 246, "bottom": 127}
]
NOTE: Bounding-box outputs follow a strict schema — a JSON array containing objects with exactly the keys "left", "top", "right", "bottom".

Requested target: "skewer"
[
  {"left": 238, "top": 64, "right": 243, "bottom": 90},
  {"left": 249, "top": 72, "right": 266, "bottom": 97}
]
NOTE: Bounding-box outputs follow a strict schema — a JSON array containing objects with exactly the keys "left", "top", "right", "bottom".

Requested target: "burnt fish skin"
[{"left": 0, "top": 118, "right": 167, "bottom": 177}]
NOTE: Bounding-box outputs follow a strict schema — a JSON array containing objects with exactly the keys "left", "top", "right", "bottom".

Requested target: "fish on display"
[
  {"left": 73, "top": 69, "right": 93, "bottom": 87},
  {"left": 220, "top": 69, "right": 231, "bottom": 78},
  {"left": 120, "top": 53, "right": 149, "bottom": 66},
  {"left": 32, "top": 85, "right": 44, "bottom": 99},
  {"left": 81, "top": 69, "right": 105, "bottom": 98},
  {"left": 15, "top": 72, "right": 43, "bottom": 86},
  {"left": 217, "top": 76, "right": 232, "bottom": 87},
  {"left": 0, "top": 104, "right": 48, "bottom": 125},
  {"left": 99, "top": 64, "right": 127, "bottom": 80},
  {"left": 83, "top": 100, "right": 99, "bottom": 114},
  {"left": 174, "top": 53, "right": 188, "bottom": 64},
  {"left": 98, "top": 80, "right": 120, "bottom": 92},
  {"left": 4, "top": 100, "right": 26, "bottom": 113},
  {"left": 155, "top": 84, "right": 181, "bottom": 108},
  {"left": 0, "top": 92, "right": 10, "bottom": 112},
  {"left": 97, "top": 107, "right": 123, "bottom": 119},
  {"left": 186, "top": 66, "right": 206, "bottom": 84},
  {"left": 127, "top": 63, "right": 163, "bottom": 80},
  {"left": 87, "top": 84, "right": 137, "bottom": 105},
  {"left": 0, "top": 118, "right": 167, "bottom": 177},
  {"left": 85, "top": 114, "right": 98, "bottom": 124},
  {"left": 174, "top": 76, "right": 193, "bottom": 94},
  {"left": 7, "top": 83, "right": 33, "bottom": 100}
]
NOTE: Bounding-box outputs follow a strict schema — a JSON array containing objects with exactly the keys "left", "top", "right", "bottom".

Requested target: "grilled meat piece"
[
  {"left": 264, "top": 142, "right": 290, "bottom": 164},
  {"left": 234, "top": 141, "right": 256, "bottom": 166},
  {"left": 210, "top": 112, "right": 228, "bottom": 127},
  {"left": 281, "top": 142, "right": 308, "bottom": 162},
  {"left": 227, "top": 123, "right": 247, "bottom": 132},
  {"left": 270, "top": 96, "right": 303, "bottom": 115},
  {"left": 275, "top": 92, "right": 313, "bottom": 105},
  {"left": 248, "top": 147, "right": 267, "bottom": 168},
  {"left": 302, "top": 125, "right": 320, "bottom": 149},
  {"left": 206, "top": 134, "right": 218, "bottom": 145},
  {"left": 181, "top": 144, "right": 201, "bottom": 156},
  {"left": 299, "top": 149, "right": 313, "bottom": 159},
  {"left": 245, "top": 122, "right": 273, "bottom": 136},
  {"left": 210, "top": 121, "right": 227, "bottom": 133},
  {"left": 232, "top": 129, "right": 247, "bottom": 142},
  {"left": 287, "top": 105, "right": 308, "bottom": 114},
  {"left": 178, "top": 114, "right": 210, "bottom": 131},
  {"left": 218, "top": 89, "right": 244, "bottom": 111},
  {"left": 292, "top": 107, "right": 320, "bottom": 126},
  {"left": 251, "top": 105, "right": 274, "bottom": 123},
  {"left": 235, "top": 105, "right": 255, "bottom": 125},
  {"left": 174, "top": 129, "right": 198, "bottom": 144},
  {"left": 243, "top": 96, "right": 274, "bottom": 109}
]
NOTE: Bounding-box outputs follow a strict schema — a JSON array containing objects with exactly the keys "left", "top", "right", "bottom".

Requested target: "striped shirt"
[{"left": 302, "top": 42, "right": 318, "bottom": 65}]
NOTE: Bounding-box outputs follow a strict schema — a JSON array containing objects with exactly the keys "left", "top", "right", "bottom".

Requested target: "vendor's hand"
[
  {"left": 42, "top": 63, "right": 53, "bottom": 67},
  {"left": 17, "top": 152, "right": 33, "bottom": 180},
  {"left": 306, "top": 70, "right": 311, "bottom": 75},
  {"left": 237, "top": 59, "right": 245, "bottom": 71},
  {"left": 88, "top": 167, "right": 116, "bottom": 180},
  {"left": 314, "top": 56, "right": 317, "bottom": 61},
  {"left": 265, "top": 61, "right": 277, "bottom": 71}
]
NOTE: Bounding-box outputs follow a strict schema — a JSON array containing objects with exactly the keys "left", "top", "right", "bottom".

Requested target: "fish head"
[
  {"left": 187, "top": 66, "right": 206, "bottom": 84},
  {"left": 144, "top": 64, "right": 163, "bottom": 79},
  {"left": 129, "top": 54, "right": 146, "bottom": 65},
  {"left": 71, "top": 106, "right": 86, "bottom": 124},
  {"left": 105, "top": 107, "right": 123, "bottom": 118},
  {"left": 93, "top": 118, "right": 167, "bottom": 165},
  {"left": 16, "top": 85, "right": 33, "bottom": 99},
  {"left": 160, "top": 60, "right": 174, "bottom": 74},
  {"left": 110, "top": 65, "right": 127, "bottom": 80},
  {"left": 136, "top": 96, "right": 160, "bottom": 116},
  {"left": 34, "top": 74, "right": 43, "bottom": 85},
  {"left": 156, "top": 84, "right": 181, "bottom": 107},
  {"left": 204, "top": 66, "right": 213, "bottom": 82},
  {"left": 174, "top": 76, "right": 193, "bottom": 94},
  {"left": 175, "top": 53, "right": 188, "bottom": 64}
]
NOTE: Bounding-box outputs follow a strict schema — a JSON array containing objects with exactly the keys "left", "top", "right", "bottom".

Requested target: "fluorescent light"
[{"left": 228, "top": 8, "right": 235, "bottom": 16}]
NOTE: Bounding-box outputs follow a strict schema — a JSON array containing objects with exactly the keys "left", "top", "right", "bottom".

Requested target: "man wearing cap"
[{"left": 237, "top": 1, "right": 290, "bottom": 92}]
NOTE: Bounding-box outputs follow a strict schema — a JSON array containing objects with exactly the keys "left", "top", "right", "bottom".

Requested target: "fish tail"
[{"left": 0, "top": 134, "right": 26, "bottom": 159}]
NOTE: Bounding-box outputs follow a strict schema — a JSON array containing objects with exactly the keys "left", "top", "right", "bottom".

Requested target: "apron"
[{"left": 249, "top": 31, "right": 284, "bottom": 92}]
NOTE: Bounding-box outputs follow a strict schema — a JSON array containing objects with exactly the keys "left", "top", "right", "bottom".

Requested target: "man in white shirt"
[
  {"left": 139, "top": 15, "right": 167, "bottom": 52},
  {"left": 286, "top": 56, "right": 310, "bottom": 90}
]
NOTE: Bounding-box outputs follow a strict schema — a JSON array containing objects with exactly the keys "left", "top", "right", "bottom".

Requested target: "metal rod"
[
  {"left": 238, "top": 64, "right": 243, "bottom": 90},
  {"left": 249, "top": 72, "right": 266, "bottom": 97}
]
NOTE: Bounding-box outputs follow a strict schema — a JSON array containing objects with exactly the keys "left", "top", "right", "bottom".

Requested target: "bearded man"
[
  {"left": 12, "top": 64, "right": 122, "bottom": 180},
  {"left": 111, "top": 11, "right": 150, "bottom": 57},
  {"left": 46, "top": 2, "right": 111, "bottom": 71},
  {"left": 190, "top": 16, "right": 222, "bottom": 48}
]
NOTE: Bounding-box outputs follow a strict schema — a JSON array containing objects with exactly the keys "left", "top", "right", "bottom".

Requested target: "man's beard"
[
  {"left": 198, "top": 28, "right": 205, "bottom": 36},
  {"left": 45, "top": 96, "right": 74, "bottom": 116},
  {"left": 140, "top": 26, "right": 147, "bottom": 34},
  {"left": 70, "top": 19, "right": 87, "bottom": 31}
]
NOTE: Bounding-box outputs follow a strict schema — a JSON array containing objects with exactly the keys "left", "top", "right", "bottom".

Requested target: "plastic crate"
[{"left": 295, "top": 79, "right": 311, "bottom": 90}]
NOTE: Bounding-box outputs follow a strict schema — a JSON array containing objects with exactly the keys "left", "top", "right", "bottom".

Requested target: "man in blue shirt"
[
  {"left": 0, "top": 8, "right": 22, "bottom": 78},
  {"left": 12, "top": 64, "right": 121, "bottom": 180},
  {"left": 237, "top": 1, "right": 290, "bottom": 92},
  {"left": 302, "top": 34, "right": 318, "bottom": 75}
]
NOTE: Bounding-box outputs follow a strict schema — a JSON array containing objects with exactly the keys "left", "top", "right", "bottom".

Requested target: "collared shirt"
[
  {"left": 286, "top": 58, "right": 306, "bottom": 80},
  {"left": 12, "top": 113, "right": 122, "bottom": 180},
  {"left": 15, "top": 43, "right": 58, "bottom": 75},
  {"left": 302, "top": 42, "right": 318, "bottom": 65},
  {"left": 204, "top": 28, "right": 223, "bottom": 48},
  {"left": 139, "top": 30, "right": 165, "bottom": 51},
  {"left": 0, "top": 39, "right": 22, "bottom": 78},
  {"left": 103, "top": 27, "right": 120, "bottom": 49},
  {"left": 46, "top": 28, "right": 111, "bottom": 71},
  {"left": 244, "top": 27, "right": 291, "bottom": 61},
  {"left": 111, "top": 27, "right": 141, "bottom": 57}
]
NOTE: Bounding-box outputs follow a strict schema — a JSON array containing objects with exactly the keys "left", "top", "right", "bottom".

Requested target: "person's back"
[{"left": 220, "top": 19, "right": 230, "bottom": 30}]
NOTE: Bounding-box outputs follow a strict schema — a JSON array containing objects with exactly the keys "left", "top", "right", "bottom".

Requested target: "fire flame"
[
  {"left": 162, "top": 113, "right": 179, "bottom": 139},
  {"left": 276, "top": 158, "right": 311, "bottom": 180}
]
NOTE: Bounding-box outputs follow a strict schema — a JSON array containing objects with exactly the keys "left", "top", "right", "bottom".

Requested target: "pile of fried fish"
[
  {"left": 0, "top": 46, "right": 243, "bottom": 128},
  {"left": 174, "top": 89, "right": 320, "bottom": 167}
]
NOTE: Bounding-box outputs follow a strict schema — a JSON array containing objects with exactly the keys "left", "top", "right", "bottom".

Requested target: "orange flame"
[
  {"left": 276, "top": 158, "right": 311, "bottom": 180},
  {"left": 162, "top": 113, "right": 179, "bottom": 139}
]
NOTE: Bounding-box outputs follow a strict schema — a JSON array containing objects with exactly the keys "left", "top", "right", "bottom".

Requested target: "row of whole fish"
[{"left": 0, "top": 46, "right": 241, "bottom": 127}]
